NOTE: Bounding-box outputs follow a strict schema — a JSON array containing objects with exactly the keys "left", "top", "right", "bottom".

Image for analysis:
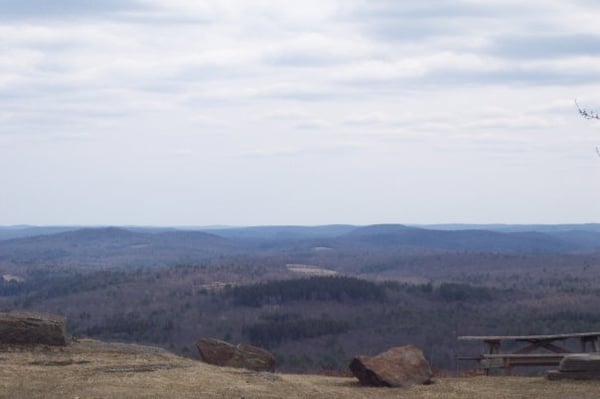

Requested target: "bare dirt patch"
[{"left": 286, "top": 264, "right": 337, "bottom": 276}]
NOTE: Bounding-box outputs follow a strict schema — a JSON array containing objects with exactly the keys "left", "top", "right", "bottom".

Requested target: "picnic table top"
[
  {"left": 482, "top": 353, "right": 568, "bottom": 359},
  {"left": 458, "top": 332, "right": 600, "bottom": 341}
]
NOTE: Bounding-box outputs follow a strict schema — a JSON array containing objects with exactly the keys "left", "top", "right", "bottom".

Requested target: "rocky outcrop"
[
  {"left": 547, "top": 354, "right": 600, "bottom": 380},
  {"left": 349, "top": 345, "right": 433, "bottom": 387},
  {"left": 0, "top": 311, "right": 67, "bottom": 346},
  {"left": 196, "top": 338, "right": 276, "bottom": 372}
]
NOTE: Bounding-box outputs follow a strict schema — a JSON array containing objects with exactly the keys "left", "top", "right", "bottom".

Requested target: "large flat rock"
[
  {"left": 0, "top": 311, "right": 67, "bottom": 346},
  {"left": 196, "top": 338, "right": 276, "bottom": 372}
]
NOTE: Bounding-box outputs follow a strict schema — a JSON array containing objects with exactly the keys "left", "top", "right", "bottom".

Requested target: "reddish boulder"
[
  {"left": 228, "top": 343, "right": 276, "bottom": 371},
  {"left": 196, "top": 338, "right": 276, "bottom": 372},
  {"left": 349, "top": 345, "right": 433, "bottom": 387},
  {"left": 196, "top": 338, "right": 236, "bottom": 366}
]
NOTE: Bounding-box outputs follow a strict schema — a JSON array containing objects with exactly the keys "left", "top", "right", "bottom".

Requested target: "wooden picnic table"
[{"left": 458, "top": 332, "right": 600, "bottom": 374}]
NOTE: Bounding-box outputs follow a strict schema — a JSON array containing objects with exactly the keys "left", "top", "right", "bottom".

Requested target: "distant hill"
[
  {"left": 545, "top": 230, "right": 600, "bottom": 251},
  {"left": 0, "top": 226, "right": 81, "bottom": 241},
  {"left": 0, "top": 227, "right": 237, "bottom": 268},
  {"left": 418, "top": 223, "right": 600, "bottom": 233},
  {"left": 0, "top": 225, "right": 359, "bottom": 242},
  {"left": 342, "top": 224, "right": 417, "bottom": 236},
  {"left": 0, "top": 224, "right": 598, "bottom": 271},
  {"left": 204, "top": 225, "right": 357, "bottom": 240},
  {"left": 336, "top": 226, "right": 580, "bottom": 253}
]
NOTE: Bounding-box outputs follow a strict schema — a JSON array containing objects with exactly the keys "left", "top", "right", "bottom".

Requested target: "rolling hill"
[
  {"left": 334, "top": 224, "right": 577, "bottom": 253},
  {"left": 0, "top": 227, "right": 238, "bottom": 268}
]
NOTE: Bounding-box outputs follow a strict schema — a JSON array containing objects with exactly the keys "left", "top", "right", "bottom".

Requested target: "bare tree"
[
  {"left": 575, "top": 100, "right": 600, "bottom": 157},
  {"left": 576, "top": 99, "right": 600, "bottom": 120}
]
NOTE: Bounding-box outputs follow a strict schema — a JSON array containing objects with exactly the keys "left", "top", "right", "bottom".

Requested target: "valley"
[{"left": 0, "top": 224, "right": 599, "bottom": 374}]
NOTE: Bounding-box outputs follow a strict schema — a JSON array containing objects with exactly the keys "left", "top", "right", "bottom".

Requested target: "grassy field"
[{"left": 1, "top": 340, "right": 599, "bottom": 399}]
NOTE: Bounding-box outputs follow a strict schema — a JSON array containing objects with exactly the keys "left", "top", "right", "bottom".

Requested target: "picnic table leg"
[
  {"left": 484, "top": 340, "right": 500, "bottom": 376},
  {"left": 580, "top": 337, "right": 600, "bottom": 353},
  {"left": 504, "top": 358, "right": 512, "bottom": 376},
  {"left": 488, "top": 342, "right": 500, "bottom": 354}
]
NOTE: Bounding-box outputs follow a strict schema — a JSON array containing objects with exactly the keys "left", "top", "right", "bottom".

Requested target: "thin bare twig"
[
  {"left": 575, "top": 100, "right": 600, "bottom": 158},
  {"left": 575, "top": 99, "right": 600, "bottom": 120}
]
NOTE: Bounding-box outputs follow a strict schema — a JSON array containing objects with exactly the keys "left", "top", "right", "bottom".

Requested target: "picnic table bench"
[{"left": 458, "top": 332, "right": 600, "bottom": 375}]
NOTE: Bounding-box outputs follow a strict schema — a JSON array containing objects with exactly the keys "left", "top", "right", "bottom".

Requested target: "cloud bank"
[{"left": 1, "top": 0, "right": 599, "bottom": 225}]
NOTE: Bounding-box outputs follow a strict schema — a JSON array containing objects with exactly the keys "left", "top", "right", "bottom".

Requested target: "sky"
[{"left": 1, "top": 0, "right": 600, "bottom": 226}]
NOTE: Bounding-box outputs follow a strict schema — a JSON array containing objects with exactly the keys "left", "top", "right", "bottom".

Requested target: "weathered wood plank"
[
  {"left": 483, "top": 354, "right": 567, "bottom": 359},
  {"left": 458, "top": 332, "right": 600, "bottom": 341},
  {"left": 482, "top": 354, "right": 566, "bottom": 367}
]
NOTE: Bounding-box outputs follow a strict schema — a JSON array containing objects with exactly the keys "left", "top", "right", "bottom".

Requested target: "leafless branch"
[
  {"left": 575, "top": 99, "right": 600, "bottom": 120},
  {"left": 576, "top": 100, "right": 600, "bottom": 158}
]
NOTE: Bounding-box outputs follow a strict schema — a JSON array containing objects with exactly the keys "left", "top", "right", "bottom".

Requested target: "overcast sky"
[{"left": 1, "top": 0, "right": 600, "bottom": 226}]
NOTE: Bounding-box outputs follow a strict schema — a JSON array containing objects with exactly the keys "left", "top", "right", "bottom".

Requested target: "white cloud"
[{"left": 1, "top": 0, "right": 600, "bottom": 225}]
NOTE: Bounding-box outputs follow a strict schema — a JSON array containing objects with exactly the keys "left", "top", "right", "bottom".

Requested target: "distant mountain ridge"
[
  {"left": 342, "top": 224, "right": 417, "bottom": 236},
  {"left": 2, "top": 223, "right": 600, "bottom": 241},
  {"left": 0, "top": 224, "right": 598, "bottom": 270},
  {"left": 0, "top": 227, "right": 236, "bottom": 268},
  {"left": 335, "top": 227, "right": 577, "bottom": 253},
  {"left": 205, "top": 225, "right": 357, "bottom": 240},
  {"left": 417, "top": 223, "right": 600, "bottom": 233}
]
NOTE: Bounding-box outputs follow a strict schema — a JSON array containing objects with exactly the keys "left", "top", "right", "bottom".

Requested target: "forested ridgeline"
[
  {"left": 227, "top": 276, "right": 387, "bottom": 306},
  {"left": 1, "top": 225, "right": 600, "bottom": 271}
]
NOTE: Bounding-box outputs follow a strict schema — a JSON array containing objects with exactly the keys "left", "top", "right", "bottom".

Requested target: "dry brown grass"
[{"left": 1, "top": 340, "right": 599, "bottom": 399}]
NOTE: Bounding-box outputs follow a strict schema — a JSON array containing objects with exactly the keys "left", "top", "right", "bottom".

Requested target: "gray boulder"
[
  {"left": 547, "top": 354, "right": 600, "bottom": 380},
  {"left": 560, "top": 354, "right": 600, "bottom": 372},
  {"left": 196, "top": 338, "right": 276, "bottom": 372},
  {"left": 349, "top": 345, "right": 433, "bottom": 387},
  {"left": 0, "top": 311, "right": 67, "bottom": 346}
]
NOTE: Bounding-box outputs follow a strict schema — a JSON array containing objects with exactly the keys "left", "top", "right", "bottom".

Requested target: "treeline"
[
  {"left": 437, "top": 282, "right": 493, "bottom": 302},
  {"left": 32, "top": 271, "right": 133, "bottom": 300},
  {"left": 0, "top": 280, "right": 30, "bottom": 296},
  {"left": 243, "top": 315, "right": 349, "bottom": 348},
  {"left": 82, "top": 311, "right": 174, "bottom": 342},
  {"left": 373, "top": 280, "right": 494, "bottom": 302},
  {"left": 0, "top": 270, "right": 134, "bottom": 303},
  {"left": 227, "top": 276, "right": 386, "bottom": 307}
]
